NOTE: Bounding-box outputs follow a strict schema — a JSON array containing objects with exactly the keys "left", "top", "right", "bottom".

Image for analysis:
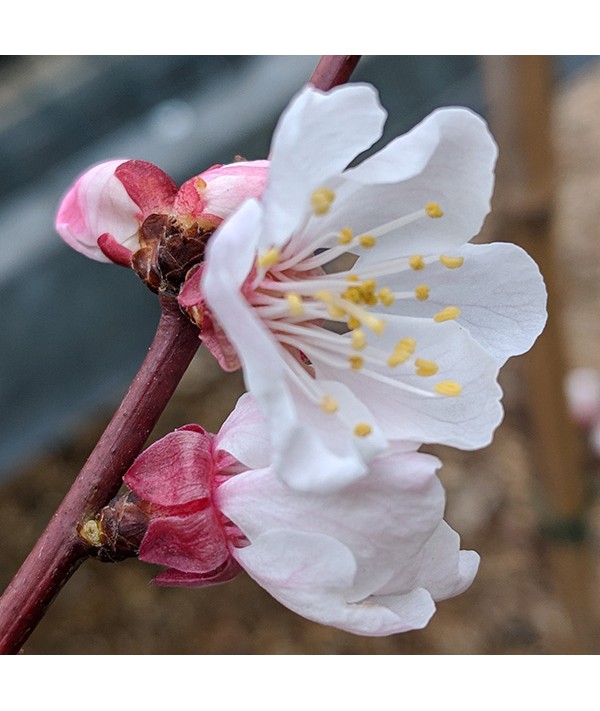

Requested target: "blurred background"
[{"left": 1, "top": 55, "right": 600, "bottom": 653}]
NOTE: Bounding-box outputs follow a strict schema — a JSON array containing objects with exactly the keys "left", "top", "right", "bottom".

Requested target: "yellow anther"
[
  {"left": 388, "top": 337, "right": 416, "bottom": 367},
  {"left": 397, "top": 336, "right": 416, "bottom": 353},
  {"left": 378, "top": 287, "right": 395, "bottom": 307},
  {"left": 433, "top": 306, "right": 461, "bottom": 323},
  {"left": 342, "top": 286, "right": 362, "bottom": 304},
  {"left": 434, "top": 381, "right": 463, "bottom": 396},
  {"left": 320, "top": 395, "right": 339, "bottom": 414},
  {"left": 409, "top": 254, "right": 426, "bottom": 271},
  {"left": 388, "top": 352, "right": 408, "bottom": 368},
  {"left": 362, "top": 278, "right": 376, "bottom": 291},
  {"left": 351, "top": 329, "right": 367, "bottom": 350},
  {"left": 338, "top": 227, "right": 354, "bottom": 245},
  {"left": 425, "top": 202, "right": 444, "bottom": 218},
  {"left": 415, "top": 358, "right": 439, "bottom": 377},
  {"left": 311, "top": 187, "right": 336, "bottom": 216},
  {"left": 439, "top": 255, "right": 464, "bottom": 269},
  {"left": 415, "top": 284, "right": 430, "bottom": 301},
  {"left": 257, "top": 247, "right": 280, "bottom": 269},
  {"left": 195, "top": 177, "right": 207, "bottom": 194},
  {"left": 347, "top": 316, "right": 361, "bottom": 330},
  {"left": 348, "top": 355, "right": 364, "bottom": 370},
  {"left": 359, "top": 280, "right": 378, "bottom": 306},
  {"left": 359, "top": 234, "right": 377, "bottom": 249},
  {"left": 346, "top": 273, "right": 360, "bottom": 282},
  {"left": 286, "top": 293, "right": 304, "bottom": 317},
  {"left": 354, "top": 422, "right": 373, "bottom": 437}
]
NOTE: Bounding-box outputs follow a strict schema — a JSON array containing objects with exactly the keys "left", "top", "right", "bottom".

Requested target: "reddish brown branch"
[
  {"left": 309, "top": 56, "right": 362, "bottom": 91},
  {"left": 0, "top": 295, "right": 200, "bottom": 653}
]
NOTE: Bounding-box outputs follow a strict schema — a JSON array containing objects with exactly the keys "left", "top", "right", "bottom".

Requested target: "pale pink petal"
[
  {"left": 219, "top": 447, "right": 444, "bottom": 601},
  {"left": 173, "top": 160, "right": 268, "bottom": 221},
  {"left": 56, "top": 159, "right": 140, "bottom": 262},
  {"left": 214, "top": 393, "right": 271, "bottom": 470},
  {"left": 380, "top": 521, "right": 480, "bottom": 601},
  {"left": 232, "top": 530, "right": 436, "bottom": 636}
]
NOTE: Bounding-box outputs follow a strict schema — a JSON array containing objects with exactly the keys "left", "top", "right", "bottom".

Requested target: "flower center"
[{"left": 250, "top": 187, "right": 465, "bottom": 418}]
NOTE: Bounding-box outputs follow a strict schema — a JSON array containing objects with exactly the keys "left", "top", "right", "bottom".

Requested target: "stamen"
[
  {"left": 348, "top": 355, "right": 364, "bottom": 370},
  {"left": 434, "top": 381, "right": 462, "bottom": 396},
  {"left": 342, "top": 286, "right": 361, "bottom": 304},
  {"left": 378, "top": 287, "right": 395, "bottom": 307},
  {"left": 359, "top": 234, "right": 377, "bottom": 249},
  {"left": 354, "top": 423, "right": 373, "bottom": 437},
  {"left": 195, "top": 177, "right": 207, "bottom": 193},
  {"left": 338, "top": 227, "right": 354, "bottom": 245},
  {"left": 351, "top": 329, "right": 367, "bottom": 350},
  {"left": 347, "top": 316, "right": 360, "bottom": 330},
  {"left": 257, "top": 247, "right": 280, "bottom": 269},
  {"left": 387, "top": 337, "right": 416, "bottom": 367},
  {"left": 409, "top": 254, "right": 426, "bottom": 271},
  {"left": 433, "top": 306, "right": 461, "bottom": 323},
  {"left": 286, "top": 293, "right": 304, "bottom": 317},
  {"left": 425, "top": 202, "right": 444, "bottom": 218},
  {"left": 415, "top": 285, "right": 430, "bottom": 301},
  {"left": 439, "top": 255, "right": 464, "bottom": 269},
  {"left": 415, "top": 358, "right": 439, "bottom": 377},
  {"left": 315, "top": 290, "right": 386, "bottom": 335},
  {"left": 320, "top": 395, "right": 339, "bottom": 413},
  {"left": 311, "top": 187, "right": 335, "bottom": 216},
  {"left": 346, "top": 274, "right": 360, "bottom": 282}
]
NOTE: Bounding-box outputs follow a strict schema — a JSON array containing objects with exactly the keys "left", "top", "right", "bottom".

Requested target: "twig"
[
  {"left": 0, "top": 296, "right": 200, "bottom": 653},
  {"left": 309, "top": 56, "right": 361, "bottom": 91}
]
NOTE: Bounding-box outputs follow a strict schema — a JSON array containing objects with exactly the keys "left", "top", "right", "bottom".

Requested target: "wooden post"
[{"left": 482, "top": 56, "right": 595, "bottom": 651}]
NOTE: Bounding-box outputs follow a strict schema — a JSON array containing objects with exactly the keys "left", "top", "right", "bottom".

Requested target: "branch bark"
[
  {"left": 309, "top": 56, "right": 361, "bottom": 91},
  {"left": 0, "top": 296, "right": 200, "bottom": 653}
]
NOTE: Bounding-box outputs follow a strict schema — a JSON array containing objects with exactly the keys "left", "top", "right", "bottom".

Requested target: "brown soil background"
[{"left": 3, "top": 61, "right": 600, "bottom": 654}]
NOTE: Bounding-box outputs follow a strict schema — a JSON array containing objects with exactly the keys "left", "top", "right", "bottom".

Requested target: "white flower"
[{"left": 196, "top": 83, "right": 547, "bottom": 493}]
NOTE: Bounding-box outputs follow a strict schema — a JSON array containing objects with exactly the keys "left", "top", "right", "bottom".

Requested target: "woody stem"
[
  {"left": 309, "top": 56, "right": 362, "bottom": 90},
  {"left": 0, "top": 295, "right": 200, "bottom": 654}
]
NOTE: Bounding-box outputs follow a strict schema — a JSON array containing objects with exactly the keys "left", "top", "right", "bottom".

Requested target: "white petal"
[
  {"left": 232, "top": 529, "right": 436, "bottom": 636},
  {"left": 310, "top": 107, "right": 497, "bottom": 261},
  {"left": 215, "top": 393, "right": 271, "bottom": 470},
  {"left": 375, "top": 242, "right": 548, "bottom": 364},
  {"left": 219, "top": 448, "right": 444, "bottom": 602},
  {"left": 261, "top": 83, "right": 387, "bottom": 251},
  {"left": 381, "top": 521, "right": 480, "bottom": 601},
  {"left": 314, "top": 315, "right": 504, "bottom": 450}
]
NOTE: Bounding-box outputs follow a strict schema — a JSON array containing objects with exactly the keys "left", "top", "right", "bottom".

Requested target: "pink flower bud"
[{"left": 55, "top": 158, "right": 269, "bottom": 282}]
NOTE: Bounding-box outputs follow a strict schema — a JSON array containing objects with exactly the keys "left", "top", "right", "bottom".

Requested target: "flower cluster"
[{"left": 56, "top": 82, "right": 547, "bottom": 636}]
